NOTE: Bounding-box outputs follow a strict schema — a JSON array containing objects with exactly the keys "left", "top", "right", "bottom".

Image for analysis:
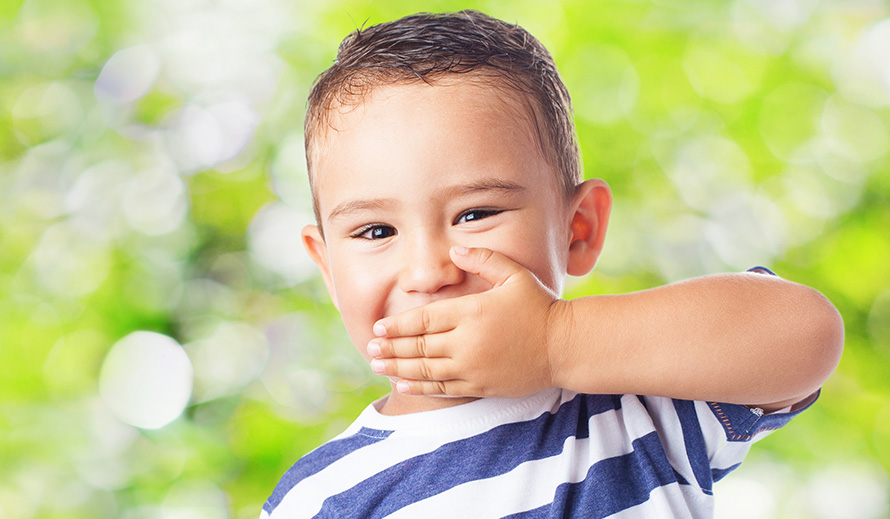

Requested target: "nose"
[{"left": 398, "top": 233, "right": 464, "bottom": 294}]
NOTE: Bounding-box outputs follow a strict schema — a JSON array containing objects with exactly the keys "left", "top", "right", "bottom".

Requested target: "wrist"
[{"left": 544, "top": 298, "right": 575, "bottom": 389}]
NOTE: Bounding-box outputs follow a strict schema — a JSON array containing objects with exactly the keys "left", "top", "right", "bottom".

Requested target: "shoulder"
[{"left": 262, "top": 424, "right": 390, "bottom": 518}]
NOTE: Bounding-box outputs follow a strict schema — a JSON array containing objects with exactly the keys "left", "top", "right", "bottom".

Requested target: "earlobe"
[
  {"left": 566, "top": 179, "right": 612, "bottom": 277},
  {"left": 301, "top": 225, "right": 339, "bottom": 310}
]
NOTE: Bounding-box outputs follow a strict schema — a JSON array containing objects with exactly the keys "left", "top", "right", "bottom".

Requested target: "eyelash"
[
  {"left": 349, "top": 208, "right": 505, "bottom": 240},
  {"left": 455, "top": 208, "right": 503, "bottom": 225}
]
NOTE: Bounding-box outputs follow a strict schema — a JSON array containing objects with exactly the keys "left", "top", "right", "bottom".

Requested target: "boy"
[{"left": 262, "top": 10, "right": 843, "bottom": 518}]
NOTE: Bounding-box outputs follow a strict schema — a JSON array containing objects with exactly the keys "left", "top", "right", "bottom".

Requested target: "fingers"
[
  {"left": 449, "top": 246, "right": 526, "bottom": 288},
  {"left": 370, "top": 357, "right": 459, "bottom": 383},
  {"left": 374, "top": 299, "right": 459, "bottom": 338},
  {"left": 395, "top": 379, "right": 475, "bottom": 397},
  {"left": 368, "top": 333, "right": 448, "bottom": 360}
]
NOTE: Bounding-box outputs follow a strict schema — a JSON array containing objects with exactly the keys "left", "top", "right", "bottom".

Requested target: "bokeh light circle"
[{"left": 99, "top": 331, "right": 193, "bottom": 429}]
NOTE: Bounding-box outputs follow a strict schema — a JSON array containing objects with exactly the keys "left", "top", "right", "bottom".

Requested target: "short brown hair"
[{"left": 305, "top": 10, "right": 581, "bottom": 226}]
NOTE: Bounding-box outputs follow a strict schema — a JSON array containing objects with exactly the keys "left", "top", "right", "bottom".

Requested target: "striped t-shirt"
[{"left": 262, "top": 388, "right": 813, "bottom": 518}]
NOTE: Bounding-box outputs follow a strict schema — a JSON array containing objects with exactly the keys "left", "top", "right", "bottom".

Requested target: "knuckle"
[
  {"left": 416, "top": 335, "right": 428, "bottom": 357},
  {"left": 419, "top": 359, "right": 435, "bottom": 381},
  {"left": 421, "top": 307, "right": 433, "bottom": 331},
  {"left": 435, "top": 381, "right": 448, "bottom": 395},
  {"left": 478, "top": 248, "right": 494, "bottom": 263}
]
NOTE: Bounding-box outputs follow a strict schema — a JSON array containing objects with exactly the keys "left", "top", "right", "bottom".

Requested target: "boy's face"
[{"left": 304, "top": 80, "right": 586, "bottom": 361}]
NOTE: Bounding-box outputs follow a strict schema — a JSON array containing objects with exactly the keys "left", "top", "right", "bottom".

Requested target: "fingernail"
[
  {"left": 397, "top": 380, "right": 410, "bottom": 394},
  {"left": 452, "top": 245, "right": 469, "bottom": 255},
  {"left": 367, "top": 341, "right": 381, "bottom": 357},
  {"left": 373, "top": 322, "right": 386, "bottom": 336},
  {"left": 370, "top": 359, "right": 384, "bottom": 374}
]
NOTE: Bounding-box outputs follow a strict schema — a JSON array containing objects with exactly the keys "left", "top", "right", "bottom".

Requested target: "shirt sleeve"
[
  {"left": 746, "top": 265, "right": 777, "bottom": 276},
  {"left": 706, "top": 391, "right": 819, "bottom": 443},
  {"left": 706, "top": 391, "right": 818, "bottom": 480},
  {"left": 641, "top": 393, "right": 818, "bottom": 498}
]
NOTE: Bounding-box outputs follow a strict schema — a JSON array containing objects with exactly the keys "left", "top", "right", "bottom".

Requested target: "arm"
[
  {"left": 546, "top": 271, "right": 843, "bottom": 411},
  {"left": 370, "top": 248, "right": 844, "bottom": 410}
]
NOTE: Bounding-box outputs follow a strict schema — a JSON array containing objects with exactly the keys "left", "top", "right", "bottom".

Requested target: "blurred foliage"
[{"left": 1, "top": 0, "right": 889, "bottom": 518}]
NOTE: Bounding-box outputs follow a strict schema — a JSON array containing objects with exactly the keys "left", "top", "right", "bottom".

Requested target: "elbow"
[
  {"left": 762, "top": 285, "right": 844, "bottom": 410},
  {"left": 799, "top": 287, "right": 845, "bottom": 391}
]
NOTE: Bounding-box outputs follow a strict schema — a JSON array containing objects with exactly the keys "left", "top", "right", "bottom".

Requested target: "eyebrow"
[
  {"left": 325, "top": 177, "right": 526, "bottom": 222},
  {"left": 327, "top": 198, "right": 398, "bottom": 223},
  {"left": 442, "top": 178, "right": 526, "bottom": 198}
]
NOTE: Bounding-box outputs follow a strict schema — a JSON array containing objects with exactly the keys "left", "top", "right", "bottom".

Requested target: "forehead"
[{"left": 311, "top": 80, "right": 558, "bottom": 211}]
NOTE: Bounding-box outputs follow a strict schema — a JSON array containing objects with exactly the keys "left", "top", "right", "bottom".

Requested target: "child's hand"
[{"left": 367, "top": 246, "right": 572, "bottom": 398}]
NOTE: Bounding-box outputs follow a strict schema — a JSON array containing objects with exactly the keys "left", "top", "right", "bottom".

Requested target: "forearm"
[{"left": 548, "top": 273, "right": 844, "bottom": 410}]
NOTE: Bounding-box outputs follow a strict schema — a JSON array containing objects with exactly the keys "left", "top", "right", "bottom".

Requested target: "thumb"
[{"left": 449, "top": 246, "right": 526, "bottom": 288}]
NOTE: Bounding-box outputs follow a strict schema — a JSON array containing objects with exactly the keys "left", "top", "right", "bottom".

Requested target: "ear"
[
  {"left": 301, "top": 225, "right": 339, "bottom": 310},
  {"left": 566, "top": 179, "right": 612, "bottom": 277}
]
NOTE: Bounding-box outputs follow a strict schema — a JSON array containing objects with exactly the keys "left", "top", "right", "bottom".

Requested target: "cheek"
[
  {"left": 489, "top": 217, "right": 567, "bottom": 292},
  {"left": 329, "top": 256, "right": 392, "bottom": 358},
  {"left": 517, "top": 245, "right": 565, "bottom": 294}
]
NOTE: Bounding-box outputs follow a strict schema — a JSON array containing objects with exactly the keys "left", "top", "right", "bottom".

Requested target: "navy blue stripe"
[
  {"left": 672, "top": 399, "right": 712, "bottom": 493},
  {"left": 505, "top": 431, "right": 679, "bottom": 519},
  {"left": 263, "top": 427, "right": 394, "bottom": 512},
  {"left": 672, "top": 467, "right": 690, "bottom": 486},
  {"left": 318, "top": 394, "right": 623, "bottom": 518},
  {"left": 708, "top": 401, "right": 803, "bottom": 442},
  {"left": 708, "top": 402, "right": 763, "bottom": 441},
  {"left": 709, "top": 389, "right": 819, "bottom": 442},
  {"left": 711, "top": 463, "right": 741, "bottom": 483}
]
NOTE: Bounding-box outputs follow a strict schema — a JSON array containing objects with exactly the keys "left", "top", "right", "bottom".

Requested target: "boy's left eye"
[{"left": 455, "top": 208, "right": 503, "bottom": 225}]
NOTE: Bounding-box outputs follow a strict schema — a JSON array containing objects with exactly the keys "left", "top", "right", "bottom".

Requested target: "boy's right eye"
[{"left": 352, "top": 224, "right": 397, "bottom": 240}]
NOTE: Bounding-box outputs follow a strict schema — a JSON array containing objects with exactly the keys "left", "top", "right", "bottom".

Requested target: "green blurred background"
[{"left": 1, "top": 0, "right": 889, "bottom": 517}]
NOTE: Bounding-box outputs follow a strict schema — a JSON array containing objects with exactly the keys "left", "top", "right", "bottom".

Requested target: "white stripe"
[
  {"left": 697, "top": 400, "right": 758, "bottom": 475},
  {"left": 273, "top": 390, "right": 576, "bottom": 517},
  {"left": 274, "top": 429, "right": 466, "bottom": 517},
  {"left": 387, "top": 402, "right": 644, "bottom": 518},
  {"left": 622, "top": 395, "right": 678, "bottom": 445},
  {"left": 695, "top": 400, "right": 729, "bottom": 454},
  {"left": 609, "top": 481, "right": 701, "bottom": 519},
  {"left": 649, "top": 397, "right": 704, "bottom": 490}
]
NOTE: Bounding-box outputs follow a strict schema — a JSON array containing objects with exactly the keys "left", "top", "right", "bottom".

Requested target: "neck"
[{"left": 378, "top": 386, "right": 478, "bottom": 416}]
